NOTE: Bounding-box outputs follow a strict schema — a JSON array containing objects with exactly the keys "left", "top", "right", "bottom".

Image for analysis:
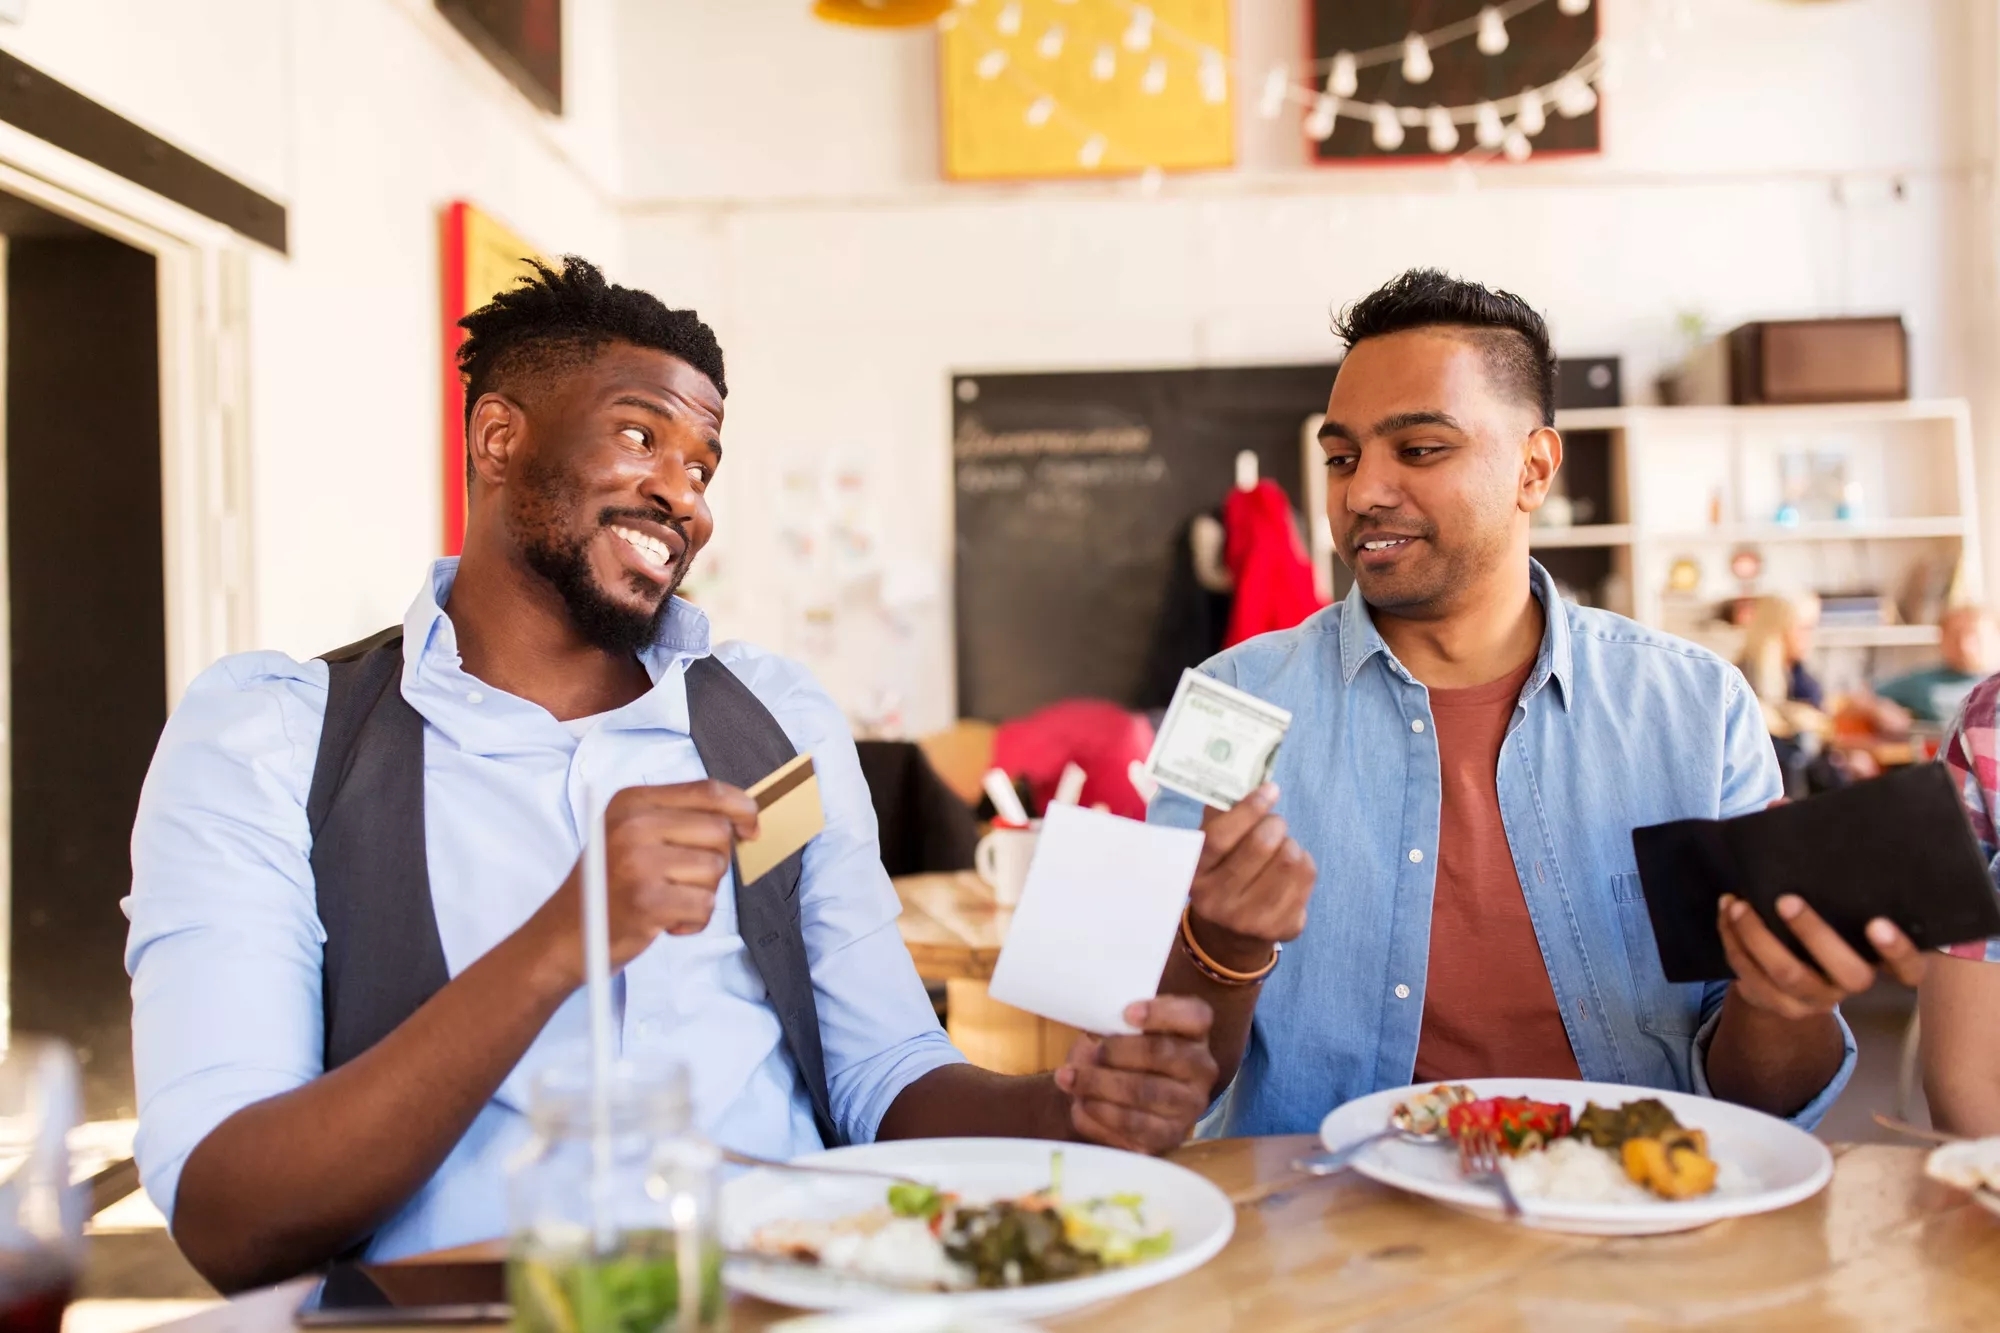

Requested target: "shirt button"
[
  {"left": 1394, "top": 984, "right": 1411, "bottom": 1000},
  {"left": 1408, "top": 848, "right": 1424, "bottom": 864},
  {"left": 1410, "top": 719, "right": 1425, "bottom": 734},
  {"left": 465, "top": 690, "right": 484, "bottom": 705}
]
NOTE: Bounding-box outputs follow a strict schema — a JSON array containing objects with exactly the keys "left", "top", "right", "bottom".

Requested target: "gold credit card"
[{"left": 736, "top": 754, "right": 824, "bottom": 886}]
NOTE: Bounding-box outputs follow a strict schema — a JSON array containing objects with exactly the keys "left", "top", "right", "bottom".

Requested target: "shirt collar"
[
  {"left": 400, "top": 557, "right": 716, "bottom": 735},
  {"left": 1338, "top": 558, "right": 1573, "bottom": 709}
]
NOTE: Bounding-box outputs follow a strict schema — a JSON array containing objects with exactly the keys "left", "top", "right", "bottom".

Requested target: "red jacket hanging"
[{"left": 1222, "top": 479, "right": 1329, "bottom": 647}]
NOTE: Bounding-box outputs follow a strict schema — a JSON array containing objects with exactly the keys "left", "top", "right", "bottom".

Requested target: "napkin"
[
  {"left": 1632, "top": 763, "right": 2000, "bottom": 983},
  {"left": 987, "top": 803, "right": 1206, "bottom": 1035}
]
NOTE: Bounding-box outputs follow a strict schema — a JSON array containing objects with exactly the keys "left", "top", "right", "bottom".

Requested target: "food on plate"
[
  {"left": 1389, "top": 1083, "right": 1476, "bottom": 1136},
  {"left": 1571, "top": 1097, "right": 1681, "bottom": 1149},
  {"left": 1442, "top": 1096, "right": 1574, "bottom": 1155},
  {"left": 1569, "top": 1098, "right": 1720, "bottom": 1201},
  {"left": 1924, "top": 1137, "right": 2000, "bottom": 1195},
  {"left": 748, "top": 1153, "right": 1172, "bottom": 1292}
]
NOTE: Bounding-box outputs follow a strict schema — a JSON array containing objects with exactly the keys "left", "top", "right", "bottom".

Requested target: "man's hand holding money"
[{"left": 1187, "top": 782, "right": 1317, "bottom": 972}]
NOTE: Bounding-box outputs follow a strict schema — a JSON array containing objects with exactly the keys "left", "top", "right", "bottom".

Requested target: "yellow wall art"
[{"left": 940, "top": 0, "right": 1235, "bottom": 181}]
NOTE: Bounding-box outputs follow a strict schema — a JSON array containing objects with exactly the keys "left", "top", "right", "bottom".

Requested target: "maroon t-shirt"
[{"left": 1412, "top": 657, "right": 1583, "bottom": 1082}]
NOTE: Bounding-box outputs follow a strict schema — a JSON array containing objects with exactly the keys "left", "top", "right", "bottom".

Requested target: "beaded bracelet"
[{"left": 1178, "top": 906, "right": 1280, "bottom": 986}]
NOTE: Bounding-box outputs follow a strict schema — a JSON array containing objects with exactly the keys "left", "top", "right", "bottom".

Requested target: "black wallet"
[{"left": 1631, "top": 763, "right": 2000, "bottom": 983}]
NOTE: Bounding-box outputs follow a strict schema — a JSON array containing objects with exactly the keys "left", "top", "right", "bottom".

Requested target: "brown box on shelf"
[{"left": 1725, "top": 317, "right": 1908, "bottom": 405}]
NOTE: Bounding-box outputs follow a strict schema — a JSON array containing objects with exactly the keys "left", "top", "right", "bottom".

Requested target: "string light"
[
  {"left": 996, "top": 1, "right": 1021, "bottom": 36},
  {"left": 1199, "top": 51, "right": 1228, "bottom": 105},
  {"left": 1141, "top": 55, "right": 1168, "bottom": 95},
  {"left": 1026, "top": 94, "right": 1055, "bottom": 126},
  {"left": 1474, "top": 101, "right": 1505, "bottom": 148},
  {"left": 976, "top": 48, "right": 1007, "bottom": 80},
  {"left": 1259, "top": 66, "right": 1289, "bottom": 120},
  {"left": 1328, "top": 50, "right": 1358, "bottom": 98},
  {"left": 1516, "top": 87, "right": 1547, "bottom": 136},
  {"left": 1554, "top": 73, "right": 1598, "bottom": 118},
  {"left": 1426, "top": 106, "right": 1458, "bottom": 153},
  {"left": 1372, "top": 102, "right": 1405, "bottom": 151},
  {"left": 1306, "top": 94, "right": 1337, "bottom": 141},
  {"left": 1091, "top": 43, "right": 1116, "bottom": 80},
  {"left": 1078, "top": 134, "right": 1107, "bottom": 169},
  {"left": 1558, "top": 0, "right": 1592, "bottom": 14},
  {"left": 1503, "top": 128, "right": 1532, "bottom": 161},
  {"left": 1036, "top": 23, "right": 1064, "bottom": 59},
  {"left": 1401, "top": 33, "right": 1433, "bottom": 84},
  {"left": 1476, "top": 6, "right": 1509, "bottom": 56},
  {"left": 1140, "top": 165, "right": 1165, "bottom": 194},
  {"left": 1122, "top": 5, "right": 1153, "bottom": 53}
]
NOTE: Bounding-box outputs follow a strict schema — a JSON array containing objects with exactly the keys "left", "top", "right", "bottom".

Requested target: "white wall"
[
  {"left": 0, "top": 0, "right": 627, "bottom": 659},
  {"left": 615, "top": 0, "right": 1998, "bottom": 730}
]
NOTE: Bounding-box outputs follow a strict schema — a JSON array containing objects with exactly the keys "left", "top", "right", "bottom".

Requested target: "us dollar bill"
[{"left": 1143, "top": 669, "right": 1294, "bottom": 811}]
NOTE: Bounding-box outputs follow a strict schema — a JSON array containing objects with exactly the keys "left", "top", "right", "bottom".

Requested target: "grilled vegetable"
[
  {"left": 1571, "top": 1098, "right": 1681, "bottom": 1149},
  {"left": 1443, "top": 1097, "right": 1574, "bottom": 1155},
  {"left": 1621, "top": 1128, "right": 1718, "bottom": 1199}
]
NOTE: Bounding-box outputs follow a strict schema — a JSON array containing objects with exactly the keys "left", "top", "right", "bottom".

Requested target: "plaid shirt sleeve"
[{"left": 1939, "top": 674, "right": 2000, "bottom": 963}]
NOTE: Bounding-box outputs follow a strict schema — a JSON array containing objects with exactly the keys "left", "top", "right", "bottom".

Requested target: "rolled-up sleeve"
[
  {"left": 125, "top": 653, "right": 330, "bottom": 1225},
  {"left": 716, "top": 646, "right": 965, "bottom": 1146},
  {"left": 1689, "top": 672, "right": 1855, "bottom": 1129}
]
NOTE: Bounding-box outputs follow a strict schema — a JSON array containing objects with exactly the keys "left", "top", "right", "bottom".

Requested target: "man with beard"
[
  {"left": 127, "top": 257, "right": 1219, "bottom": 1291},
  {"left": 1147, "top": 269, "right": 1928, "bottom": 1136}
]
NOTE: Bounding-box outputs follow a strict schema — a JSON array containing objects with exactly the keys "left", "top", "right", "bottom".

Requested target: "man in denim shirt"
[{"left": 1150, "top": 270, "right": 1929, "bottom": 1135}]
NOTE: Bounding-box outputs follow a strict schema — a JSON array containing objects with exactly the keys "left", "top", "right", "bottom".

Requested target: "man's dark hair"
[
  {"left": 1331, "top": 269, "right": 1556, "bottom": 426},
  {"left": 456, "top": 255, "right": 727, "bottom": 478}
]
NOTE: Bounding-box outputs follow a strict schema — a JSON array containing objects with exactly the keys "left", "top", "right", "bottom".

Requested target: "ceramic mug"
[{"left": 974, "top": 825, "right": 1039, "bottom": 906}]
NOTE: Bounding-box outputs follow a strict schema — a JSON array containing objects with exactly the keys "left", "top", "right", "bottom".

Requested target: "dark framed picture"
[
  {"left": 437, "top": 0, "right": 563, "bottom": 114},
  {"left": 1309, "top": 0, "right": 1599, "bottom": 164}
]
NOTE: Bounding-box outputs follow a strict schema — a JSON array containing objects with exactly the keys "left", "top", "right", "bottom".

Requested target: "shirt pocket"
[{"left": 1611, "top": 871, "right": 1705, "bottom": 1037}]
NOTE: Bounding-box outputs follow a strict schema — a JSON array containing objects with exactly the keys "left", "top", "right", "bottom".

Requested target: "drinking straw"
[{"left": 581, "top": 783, "right": 616, "bottom": 1254}]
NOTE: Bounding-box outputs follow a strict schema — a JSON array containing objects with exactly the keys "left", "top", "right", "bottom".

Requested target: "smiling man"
[
  {"left": 1147, "top": 269, "right": 1926, "bottom": 1136},
  {"left": 126, "top": 257, "right": 1218, "bottom": 1292}
]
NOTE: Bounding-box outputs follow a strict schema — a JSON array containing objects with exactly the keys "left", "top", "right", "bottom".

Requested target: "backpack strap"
[
  {"left": 307, "top": 629, "right": 449, "bottom": 1073},
  {"left": 684, "top": 655, "right": 842, "bottom": 1149}
]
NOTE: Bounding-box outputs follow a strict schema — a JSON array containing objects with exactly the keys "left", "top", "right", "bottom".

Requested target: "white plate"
[
  {"left": 1318, "top": 1078, "right": 1833, "bottom": 1236},
  {"left": 720, "top": 1137, "right": 1234, "bottom": 1319}
]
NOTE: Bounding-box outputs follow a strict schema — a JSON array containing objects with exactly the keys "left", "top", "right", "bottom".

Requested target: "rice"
[
  {"left": 753, "top": 1210, "right": 971, "bottom": 1290},
  {"left": 1501, "top": 1137, "right": 1654, "bottom": 1204}
]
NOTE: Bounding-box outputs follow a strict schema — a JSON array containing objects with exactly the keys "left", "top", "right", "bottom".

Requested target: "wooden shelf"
[
  {"left": 1529, "top": 524, "right": 1634, "bottom": 549},
  {"left": 1684, "top": 623, "right": 1944, "bottom": 653},
  {"left": 1557, "top": 400, "right": 1972, "bottom": 432},
  {"left": 1650, "top": 517, "right": 1966, "bottom": 545}
]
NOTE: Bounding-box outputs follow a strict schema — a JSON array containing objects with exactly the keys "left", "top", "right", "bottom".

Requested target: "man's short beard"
[{"left": 511, "top": 451, "right": 688, "bottom": 656}]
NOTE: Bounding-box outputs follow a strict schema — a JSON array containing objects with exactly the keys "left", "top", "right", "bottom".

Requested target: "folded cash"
[{"left": 1143, "top": 669, "right": 1293, "bottom": 811}]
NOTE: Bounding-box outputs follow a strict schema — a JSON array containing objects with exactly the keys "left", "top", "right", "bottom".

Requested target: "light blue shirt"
[
  {"left": 126, "top": 559, "right": 963, "bottom": 1259},
  {"left": 1150, "top": 561, "right": 1855, "bottom": 1137}
]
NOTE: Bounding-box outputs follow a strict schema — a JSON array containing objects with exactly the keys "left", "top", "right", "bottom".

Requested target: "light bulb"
[
  {"left": 996, "top": 2, "right": 1021, "bottom": 36},
  {"left": 976, "top": 49, "right": 1008, "bottom": 80},
  {"left": 1402, "top": 33, "right": 1432, "bottom": 84},
  {"left": 1477, "top": 6, "right": 1509, "bottom": 56},
  {"left": 1199, "top": 52, "right": 1228, "bottom": 104},
  {"left": 1372, "top": 102, "right": 1405, "bottom": 151},
  {"left": 1091, "top": 43, "right": 1116, "bottom": 80},
  {"left": 1306, "top": 94, "right": 1337, "bottom": 142},
  {"left": 1079, "top": 135, "right": 1107, "bottom": 169},
  {"left": 1037, "top": 24, "right": 1064, "bottom": 59},
  {"left": 1474, "top": 101, "right": 1504, "bottom": 148},
  {"left": 1426, "top": 106, "right": 1459, "bottom": 154},
  {"left": 1259, "top": 66, "right": 1290, "bottom": 120},
  {"left": 1026, "top": 95, "right": 1055, "bottom": 127},
  {"left": 1141, "top": 55, "right": 1168, "bottom": 95},
  {"left": 1516, "top": 88, "right": 1546, "bottom": 136},
  {"left": 1557, "top": 0, "right": 1591, "bottom": 14},
  {"left": 1503, "top": 128, "right": 1532, "bottom": 162},
  {"left": 1554, "top": 74, "right": 1598, "bottom": 118},
  {"left": 937, "top": 11, "right": 958, "bottom": 30},
  {"left": 1328, "top": 50, "right": 1358, "bottom": 98},
  {"left": 1123, "top": 6, "right": 1153, "bottom": 53},
  {"left": 1140, "top": 165, "right": 1165, "bottom": 195}
]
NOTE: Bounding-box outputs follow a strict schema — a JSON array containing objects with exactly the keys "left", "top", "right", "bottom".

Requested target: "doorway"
[{"left": 1, "top": 192, "right": 167, "bottom": 1120}]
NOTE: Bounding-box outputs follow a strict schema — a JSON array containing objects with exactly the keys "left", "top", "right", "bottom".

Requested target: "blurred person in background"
[
  {"left": 1878, "top": 605, "right": 2000, "bottom": 725},
  {"left": 1926, "top": 672, "right": 2000, "bottom": 1136},
  {"left": 1738, "top": 594, "right": 1894, "bottom": 794}
]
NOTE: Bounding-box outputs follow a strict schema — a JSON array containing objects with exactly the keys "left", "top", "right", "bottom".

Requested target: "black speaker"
[{"left": 1557, "top": 356, "right": 1622, "bottom": 410}]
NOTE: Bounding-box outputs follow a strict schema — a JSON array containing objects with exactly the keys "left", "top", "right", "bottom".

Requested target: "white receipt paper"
[{"left": 987, "top": 803, "right": 1207, "bottom": 1035}]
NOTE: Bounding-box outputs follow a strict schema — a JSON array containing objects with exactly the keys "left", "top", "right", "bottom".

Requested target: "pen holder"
[{"left": 975, "top": 824, "right": 1039, "bottom": 906}]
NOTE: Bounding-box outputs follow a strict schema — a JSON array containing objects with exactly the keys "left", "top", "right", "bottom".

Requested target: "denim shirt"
[{"left": 1149, "top": 562, "right": 1855, "bottom": 1136}]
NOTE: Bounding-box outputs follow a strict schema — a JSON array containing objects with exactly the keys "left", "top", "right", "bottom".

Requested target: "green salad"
[{"left": 510, "top": 1230, "right": 725, "bottom": 1333}]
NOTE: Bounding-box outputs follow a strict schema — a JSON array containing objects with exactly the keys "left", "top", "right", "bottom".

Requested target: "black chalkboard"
[{"left": 952, "top": 365, "right": 1338, "bottom": 722}]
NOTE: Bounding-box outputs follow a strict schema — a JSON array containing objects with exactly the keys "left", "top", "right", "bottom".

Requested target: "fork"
[{"left": 1456, "top": 1127, "right": 1525, "bottom": 1220}]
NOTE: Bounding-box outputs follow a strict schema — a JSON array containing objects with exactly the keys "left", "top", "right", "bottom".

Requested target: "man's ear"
[
  {"left": 1519, "top": 425, "right": 1563, "bottom": 513},
  {"left": 466, "top": 393, "right": 525, "bottom": 490}
]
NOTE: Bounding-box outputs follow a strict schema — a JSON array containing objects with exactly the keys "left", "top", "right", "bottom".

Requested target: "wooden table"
[
  {"left": 893, "top": 871, "right": 1079, "bottom": 1074},
  {"left": 149, "top": 1139, "right": 2000, "bottom": 1332}
]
